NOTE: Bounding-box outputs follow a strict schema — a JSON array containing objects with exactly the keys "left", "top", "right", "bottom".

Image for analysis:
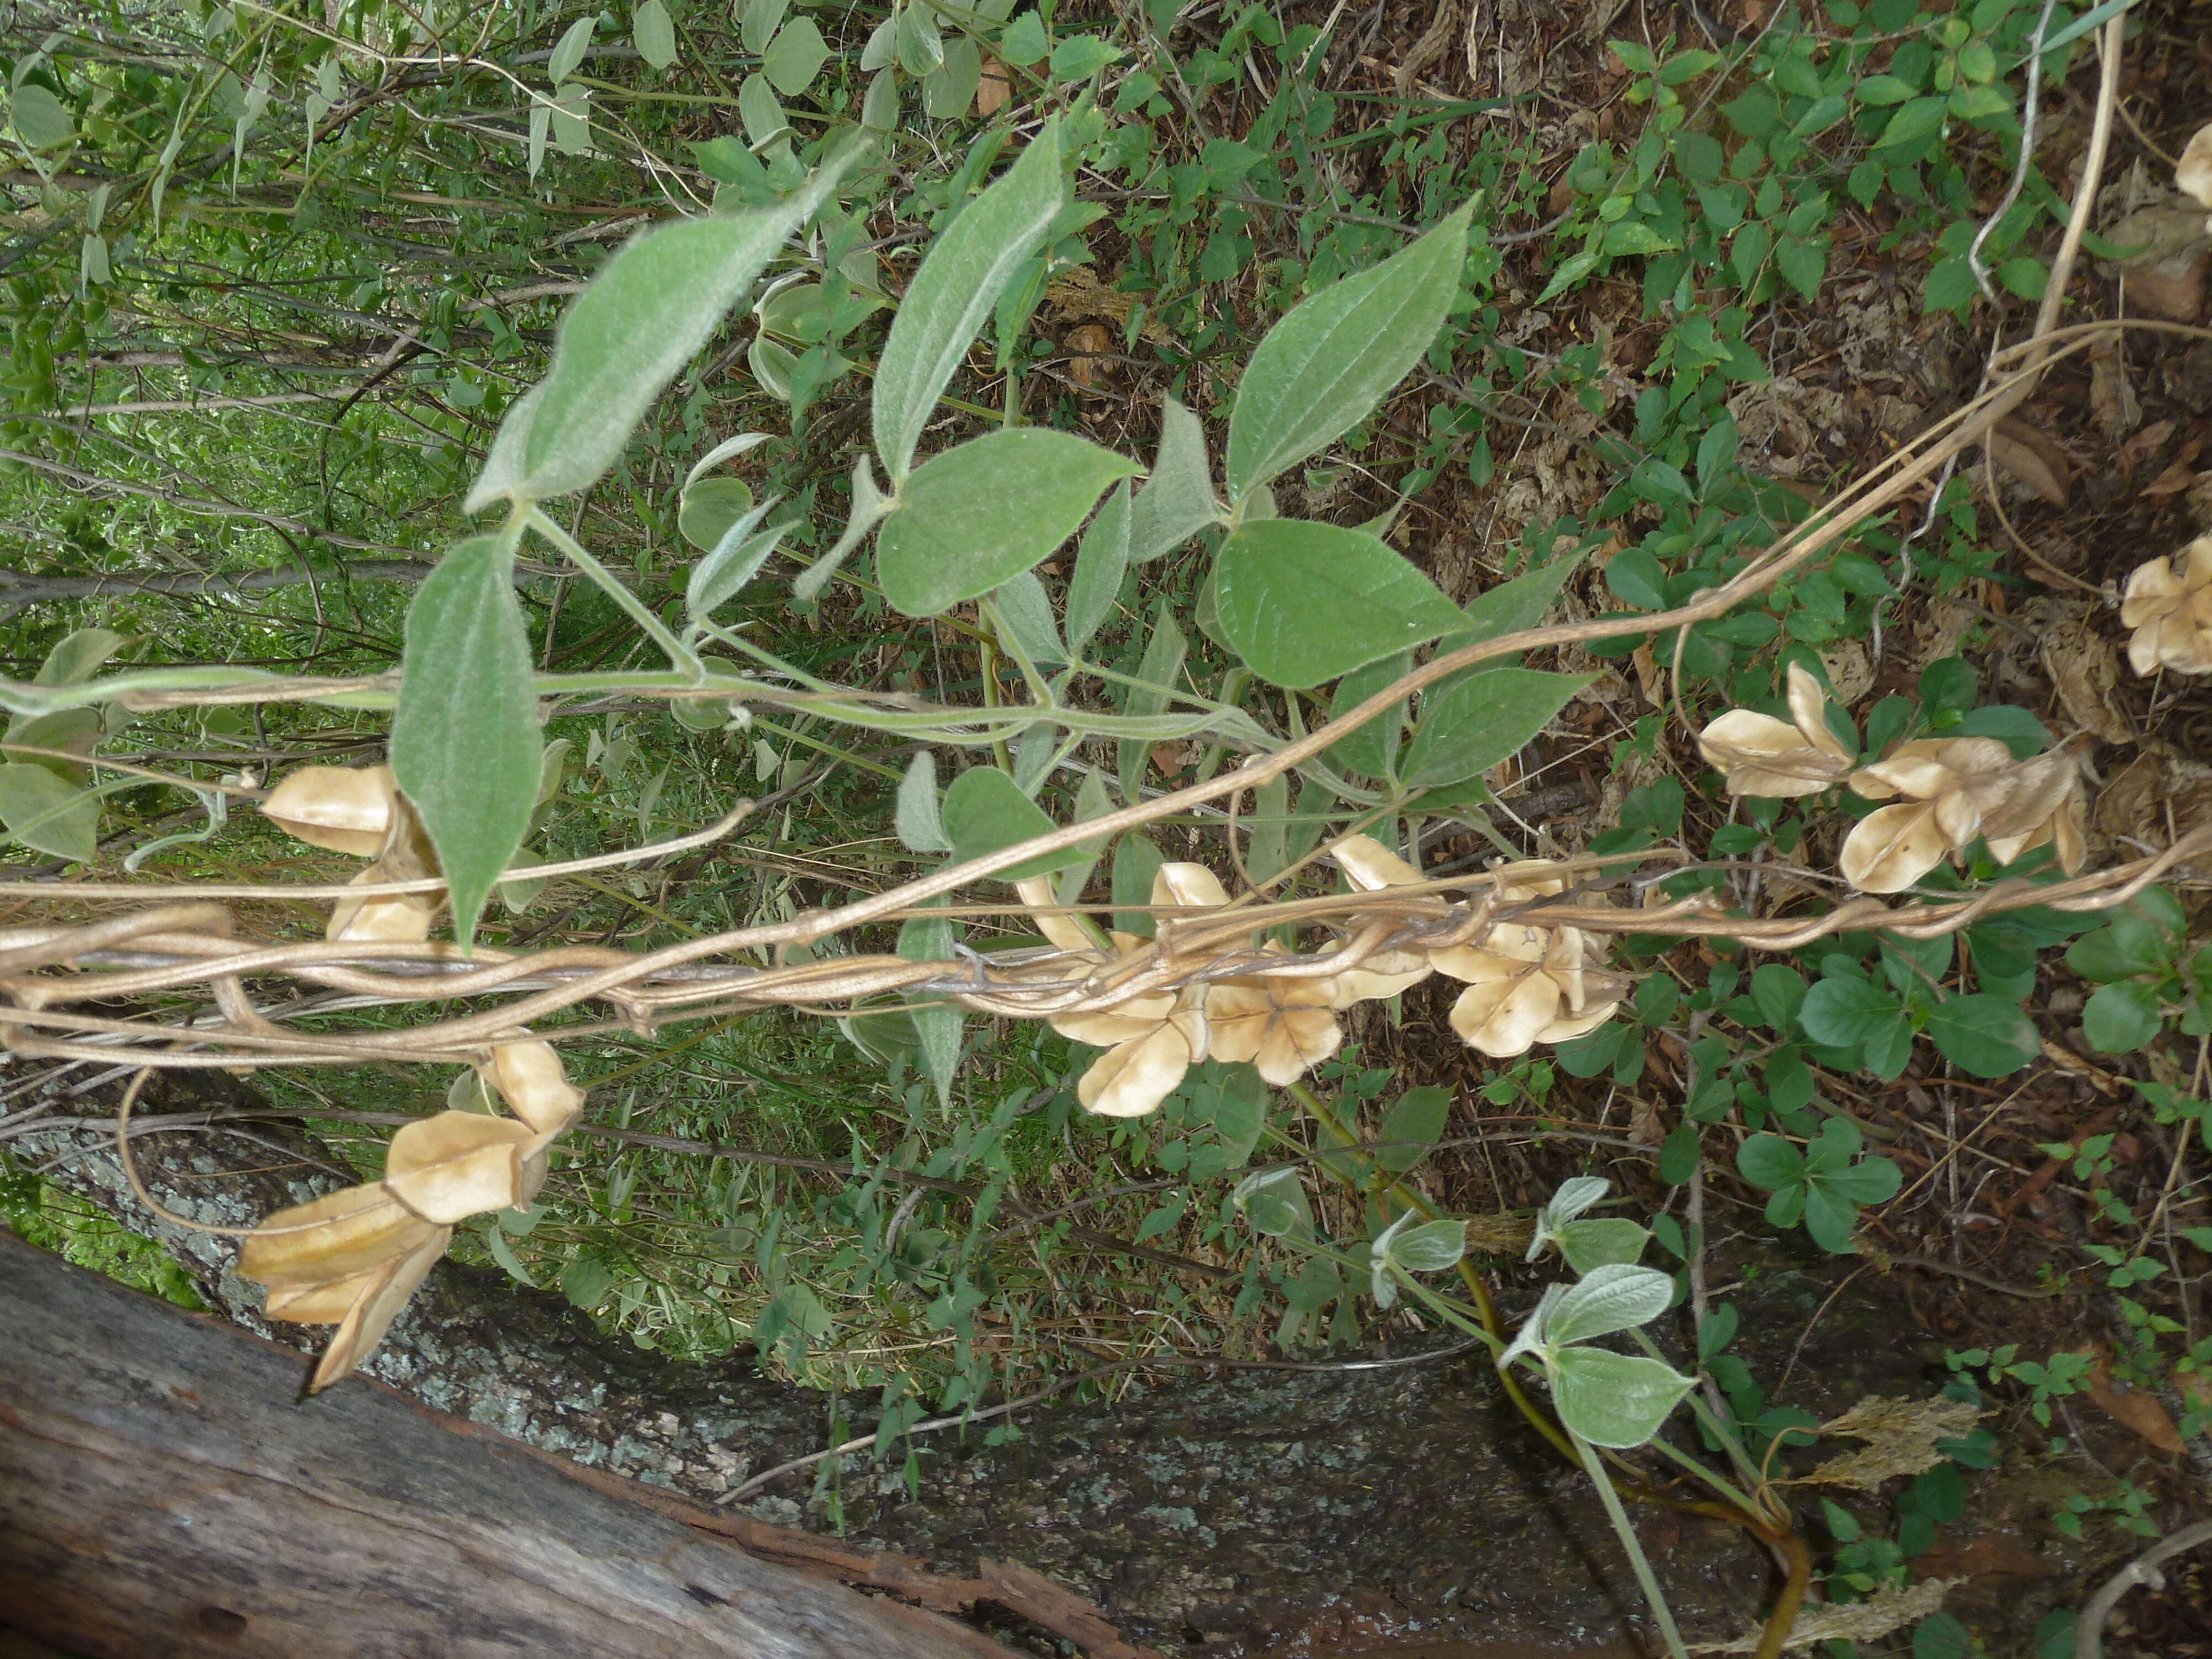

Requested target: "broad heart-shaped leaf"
[
  {"left": 940, "top": 765, "right": 1092, "bottom": 879},
  {"left": 390, "top": 536, "right": 543, "bottom": 951},
  {"left": 875, "top": 428, "right": 1138, "bottom": 616},
  {"left": 1214, "top": 520, "right": 1464, "bottom": 689},
  {"left": 0, "top": 761, "right": 97, "bottom": 862},
  {"left": 1065, "top": 479, "right": 1130, "bottom": 655},
  {"left": 465, "top": 143, "right": 859, "bottom": 513},
  {"left": 1397, "top": 668, "right": 1595, "bottom": 789},
  {"left": 1735, "top": 1133, "right": 1805, "bottom": 1191},
  {"left": 1921, "top": 993, "right": 2037, "bottom": 1077},
  {"left": 1545, "top": 1261, "right": 1674, "bottom": 1347},
  {"left": 1551, "top": 1347, "right": 1695, "bottom": 1449},
  {"left": 1128, "top": 396, "right": 1218, "bottom": 563},
  {"left": 1225, "top": 201, "right": 1472, "bottom": 499},
  {"left": 872, "top": 123, "right": 1064, "bottom": 484}
]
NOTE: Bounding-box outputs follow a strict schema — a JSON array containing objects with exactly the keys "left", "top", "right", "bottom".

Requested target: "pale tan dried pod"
[
  {"left": 1961, "top": 748, "right": 2088, "bottom": 872},
  {"left": 1206, "top": 951, "right": 1343, "bottom": 1086},
  {"left": 1014, "top": 874, "right": 1098, "bottom": 956},
  {"left": 382, "top": 1110, "right": 539, "bottom": 1225},
  {"left": 260, "top": 764, "right": 398, "bottom": 857},
  {"left": 482, "top": 1039, "right": 586, "bottom": 1140},
  {"left": 2121, "top": 536, "right": 2212, "bottom": 676},
  {"left": 1152, "top": 860, "right": 1233, "bottom": 913},
  {"left": 328, "top": 784, "right": 443, "bottom": 941},
  {"left": 1437, "top": 926, "right": 1625, "bottom": 1058},
  {"left": 1841, "top": 737, "right": 2021, "bottom": 891},
  {"left": 1696, "top": 663, "right": 1854, "bottom": 797},
  {"left": 1076, "top": 1005, "right": 1208, "bottom": 1117},
  {"left": 237, "top": 1180, "right": 443, "bottom": 1289},
  {"left": 307, "top": 1226, "right": 451, "bottom": 1392},
  {"left": 2178, "top": 121, "right": 2212, "bottom": 213},
  {"left": 1322, "top": 834, "right": 1438, "bottom": 1004}
]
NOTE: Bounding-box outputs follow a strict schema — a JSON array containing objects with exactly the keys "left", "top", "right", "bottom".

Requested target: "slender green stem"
[
  {"left": 1572, "top": 1427, "right": 1689, "bottom": 1659},
  {"left": 527, "top": 507, "right": 703, "bottom": 678}
]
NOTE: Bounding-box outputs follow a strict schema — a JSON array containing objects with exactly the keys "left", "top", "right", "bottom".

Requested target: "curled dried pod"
[
  {"left": 2121, "top": 535, "right": 2212, "bottom": 677},
  {"left": 1206, "top": 948, "right": 1342, "bottom": 1086},
  {"left": 382, "top": 1110, "right": 546, "bottom": 1225},
  {"left": 260, "top": 764, "right": 399, "bottom": 857},
  {"left": 328, "top": 785, "right": 442, "bottom": 943},
  {"left": 481, "top": 1039, "right": 586, "bottom": 1140},
  {"left": 1697, "top": 663, "right": 1854, "bottom": 797},
  {"left": 2178, "top": 121, "right": 2212, "bottom": 217}
]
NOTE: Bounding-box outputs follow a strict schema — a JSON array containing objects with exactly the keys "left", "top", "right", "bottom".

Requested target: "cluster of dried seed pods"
[{"left": 1699, "top": 665, "right": 2086, "bottom": 894}]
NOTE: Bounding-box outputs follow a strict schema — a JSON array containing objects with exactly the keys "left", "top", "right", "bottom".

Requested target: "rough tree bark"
[
  {"left": 0, "top": 1233, "right": 990, "bottom": 1659},
  {"left": 8, "top": 1072, "right": 1807, "bottom": 1655}
]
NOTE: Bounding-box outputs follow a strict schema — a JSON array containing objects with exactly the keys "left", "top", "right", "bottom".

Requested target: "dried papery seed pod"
[
  {"left": 382, "top": 1110, "right": 542, "bottom": 1224},
  {"left": 1959, "top": 747, "right": 2088, "bottom": 873},
  {"left": 1075, "top": 997, "right": 1209, "bottom": 1117},
  {"left": 1434, "top": 921, "right": 1626, "bottom": 1058},
  {"left": 1321, "top": 833, "right": 1440, "bottom": 1003},
  {"left": 1013, "top": 874, "right": 1097, "bottom": 957},
  {"left": 2121, "top": 536, "right": 2212, "bottom": 677},
  {"left": 481, "top": 1039, "right": 585, "bottom": 1140},
  {"left": 1206, "top": 950, "right": 1343, "bottom": 1085},
  {"left": 260, "top": 764, "right": 399, "bottom": 857},
  {"left": 1841, "top": 737, "right": 2013, "bottom": 893},
  {"left": 2178, "top": 121, "right": 2212, "bottom": 216},
  {"left": 308, "top": 1228, "right": 450, "bottom": 1392},
  {"left": 328, "top": 785, "right": 443, "bottom": 942},
  {"left": 237, "top": 1180, "right": 444, "bottom": 1289},
  {"left": 1697, "top": 663, "right": 1855, "bottom": 797}
]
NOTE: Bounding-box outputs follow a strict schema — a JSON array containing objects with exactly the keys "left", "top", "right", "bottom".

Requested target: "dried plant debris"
[
  {"left": 1794, "top": 1393, "right": 1988, "bottom": 1491},
  {"left": 1688, "top": 1577, "right": 1964, "bottom": 1653}
]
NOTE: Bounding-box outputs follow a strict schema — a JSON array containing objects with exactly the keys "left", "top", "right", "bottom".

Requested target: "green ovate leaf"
[
  {"left": 679, "top": 476, "right": 757, "bottom": 550},
  {"left": 1442, "top": 554, "right": 1583, "bottom": 651},
  {"left": 1326, "top": 651, "right": 1410, "bottom": 779},
  {"left": 898, "top": 909, "right": 963, "bottom": 1109},
  {"left": 467, "top": 145, "right": 858, "bottom": 512},
  {"left": 2082, "top": 979, "right": 2163, "bottom": 1054},
  {"left": 1127, "top": 395, "right": 1218, "bottom": 562},
  {"left": 0, "top": 762, "right": 97, "bottom": 863},
  {"left": 1546, "top": 1262, "right": 1674, "bottom": 1347},
  {"left": 1225, "top": 202, "right": 1473, "bottom": 498},
  {"left": 1551, "top": 1348, "right": 1696, "bottom": 1448},
  {"left": 872, "top": 123, "right": 1065, "bottom": 483},
  {"left": 940, "top": 765, "right": 1092, "bottom": 879},
  {"left": 1214, "top": 520, "right": 1464, "bottom": 689},
  {"left": 876, "top": 429, "right": 1139, "bottom": 616},
  {"left": 34, "top": 628, "right": 125, "bottom": 686},
  {"left": 1377, "top": 1084, "right": 1451, "bottom": 1172},
  {"left": 390, "top": 536, "right": 544, "bottom": 950},
  {"left": 1066, "top": 479, "right": 1131, "bottom": 654},
  {"left": 632, "top": 0, "right": 676, "bottom": 68},
  {"left": 1921, "top": 993, "right": 2038, "bottom": 1077},
  {"left": 1556, "top": 1217, "right": 1650, "bottom": 1274},
  {"left": 1398, "top": 668, "right": 1595, "bottom": 788},
  {"left": 1389, "top": 1218, "right": 1469, "bottom": 1273}
]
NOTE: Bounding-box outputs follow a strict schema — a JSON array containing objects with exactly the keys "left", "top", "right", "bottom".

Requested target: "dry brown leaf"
[
  {"left": 2089, "top": 332, "right": 2143, "bottom": 440},
  {"left": 974, "top": 53, "right": 1009, "bottom": 117},
  {"left": 2087, "top": 1356, "right": 2185, "bottom": 1453},
  {"left": 1045, "top": 265, "right": 1171, "bottom": 347},
  {"left": 2039, "top": 609, "right": 2136, "bottom": 744},
  {"left": 1688, "top": 1577, "right": 1963, "bottom": 1653},
  {"left": 1061, "top": 321, "right": 1114, "bottom": 392},
  {"left": 1987, "top": 418, "right": 2070, "bottom": 507},
  {"left": 1796, "top": 1393, "right": 1988, "bottom": 1491}
]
